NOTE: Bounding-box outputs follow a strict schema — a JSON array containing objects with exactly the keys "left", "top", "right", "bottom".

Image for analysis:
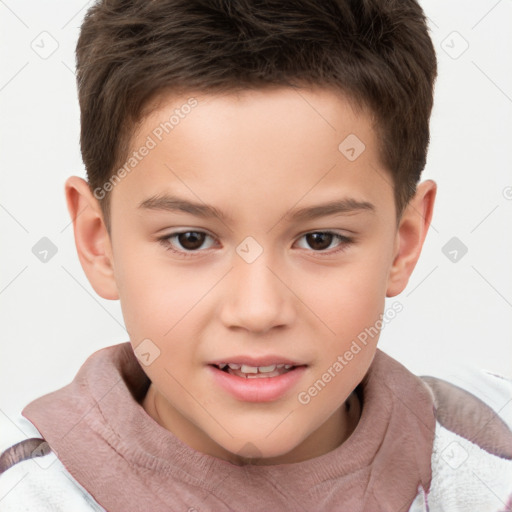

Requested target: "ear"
[
  {"left": 386, "top": 180, "right": 437, "bottom": 297},
  {"left": 64, "top": 176, "right": 119, "bottom": 300}
]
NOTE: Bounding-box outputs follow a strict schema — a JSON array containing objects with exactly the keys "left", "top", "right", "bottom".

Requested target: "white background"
[{"left": 1, "top": 0, "right": 511, "bottom": 420}]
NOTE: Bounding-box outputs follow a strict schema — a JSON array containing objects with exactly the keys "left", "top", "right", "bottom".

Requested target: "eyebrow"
[{"left": 138, "top": 194, "right": 375, "bottom": 223}]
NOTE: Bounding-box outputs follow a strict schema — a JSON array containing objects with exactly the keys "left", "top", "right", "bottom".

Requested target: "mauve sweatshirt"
[{"left": 20, "top": 344, "right": 435, "bottom": 511}]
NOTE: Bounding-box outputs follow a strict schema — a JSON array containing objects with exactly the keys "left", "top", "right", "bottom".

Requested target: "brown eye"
[
  {"left": 158, "top": 230, "right": 217, "bottom": 257},
  {"left": 305, "top": 232, "right": 334, "bottom": 250},
  {"left": 176, "top": 231, "right": 206, "bottom": 250},
  {"left": 295, "top": 231, "right": 353, "bottom": 254}
]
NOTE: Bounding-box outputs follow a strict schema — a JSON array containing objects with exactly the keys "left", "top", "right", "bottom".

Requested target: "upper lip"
[{"left": 208, "top": 355, "right": 306, "bottom": 367}]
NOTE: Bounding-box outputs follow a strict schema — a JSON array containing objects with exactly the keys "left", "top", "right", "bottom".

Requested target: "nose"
[{"left": 219, "top": 255, "right": 296, "bottom": 334}]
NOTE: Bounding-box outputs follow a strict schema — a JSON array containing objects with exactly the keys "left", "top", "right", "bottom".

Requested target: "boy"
[{"left": 1, "top": 0, "right": 511, "bottom": 510}]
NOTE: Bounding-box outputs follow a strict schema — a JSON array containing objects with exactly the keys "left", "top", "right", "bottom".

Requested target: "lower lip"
[{"left": 207, "top": 365, "right": 307, "bottom": 402}]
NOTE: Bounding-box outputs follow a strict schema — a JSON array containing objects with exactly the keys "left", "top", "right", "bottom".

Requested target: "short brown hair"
[{"left": 76, "top": 0, "right": 437, "bottom": 231}]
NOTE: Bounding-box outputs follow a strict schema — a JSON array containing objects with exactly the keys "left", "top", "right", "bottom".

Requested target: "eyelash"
[{"left": 157, "top": 230, "right": 354, "bottom": 258}]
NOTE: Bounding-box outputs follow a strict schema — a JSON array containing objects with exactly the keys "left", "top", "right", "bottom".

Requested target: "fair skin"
[{"left": 65, "top": 86, "right": 436, "bottom": 466}]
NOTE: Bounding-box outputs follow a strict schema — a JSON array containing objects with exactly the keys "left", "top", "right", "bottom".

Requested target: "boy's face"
[{"left": 68, "top": 87, "right": 435, "bottom": 465}]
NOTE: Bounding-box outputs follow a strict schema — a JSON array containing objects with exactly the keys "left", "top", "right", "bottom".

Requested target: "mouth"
[
  {"left": 210, "top": 362, "right": 304, "bottom": 379},
  {"left": 208, "top": 362, "right": 308, "bottom": 402}
]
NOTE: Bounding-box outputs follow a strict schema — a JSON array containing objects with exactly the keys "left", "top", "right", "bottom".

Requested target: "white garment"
[
  {"left": 0, "top": 416, "right": 105, "bottom": 511},
  {"left": 409, "top": 367, "right": 512, "bottom": 512}
]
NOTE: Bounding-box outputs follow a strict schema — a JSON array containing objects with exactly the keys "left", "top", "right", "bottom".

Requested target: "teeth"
[
  {"left": 246, "top": 370, "right": 281, "bottom": 378},
  {"left": 216, "top": 362, "right": 297, "bottom": 375},
  {"left": 240, "top": 364, "right": 258, "bottom": 374}
]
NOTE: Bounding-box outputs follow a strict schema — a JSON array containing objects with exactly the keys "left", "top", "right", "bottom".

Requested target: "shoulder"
[
  {"left": 421, "top": 367, "right": 512, "bottom": 459},
  {"left": 418, "top": 368, "right": 512, "bottom": 511},
  {"left": 0, "top": 412, "right": 105, "bottom": 512}
]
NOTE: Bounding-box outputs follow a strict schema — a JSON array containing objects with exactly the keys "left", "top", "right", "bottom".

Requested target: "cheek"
[
  {"left": 302, "top": 262, "right": 386, "bottom": 407},
  {"left": 309, "top": 259, "right": 388, "bottom": 341},
  {"left": 113, "top": 241, "right": 201, "bottom": 339},
  {"left": 114, "top": 253, "right": 206, "bottom": 386}
]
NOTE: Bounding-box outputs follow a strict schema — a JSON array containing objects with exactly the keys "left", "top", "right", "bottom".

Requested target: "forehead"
[
  {"left": 111, "top": 87, "right": 393, "bottom": 223},
  {"left": 138, "top": 86, "right": 375, "bottom": 154}
]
